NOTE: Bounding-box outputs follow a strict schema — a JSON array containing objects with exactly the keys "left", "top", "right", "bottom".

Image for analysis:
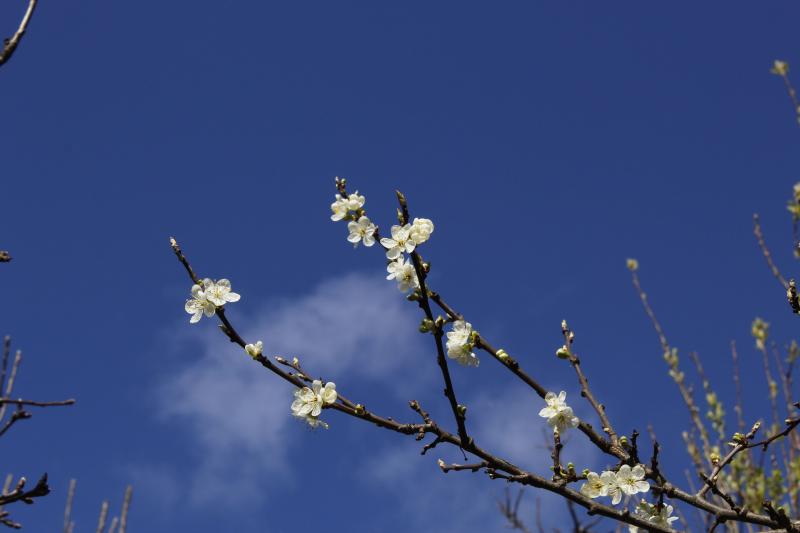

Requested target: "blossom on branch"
[
  {"left": 386, "top": 257, "right": 420, "bottom": 293},
  {"left": 185, "top": 284, "right": 216, "bottom": 323},
  {"left": 347, "top": 216, "right": 377, "bottom": 247},
  {"left": 380, "top": 224, "right": 416, "bottom": 260},
  {"left": 445, "top": 320, "right": 479, "bottom": 367},
  {"left": 409, "top": 217, "right": 434, "bottom": 245},
  {"left": 611, "top": 464, "right": 650, "bottom": 504},
  {"left": 579, "top": 471, "right": 613, "bottom": 499},
  {"left": 538, "top": 391, "right": 579, "bottom": 433},
  {"left": 291, "top": 380, "right": 338, "bottom": 429},
  {"left": 633, "top": 500, "right": 679, "bottom": 529},
  {"left": 330, "top": 192, "right": 366, "bottom": 221},
  {"left": 203, "top": 278, "right": 241, "bottom": 307},
  {"left": 184, "top": 278, "right": 241, "bottom": 323},
  {"left": 245, "top": 341, "right": 263, "bottom": 358}
]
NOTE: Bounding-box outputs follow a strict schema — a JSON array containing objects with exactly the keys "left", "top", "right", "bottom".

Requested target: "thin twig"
[
  {"left": 753, "top": 214, "right": 789, "bottom": 290},
  {"left": 731, "top": 341, "right": 745, "bottom": 433},
  {"left": 629, "top": 267, "right": 712, "bottom": 460},
  {"left": 118, "top": 485, "right": 132, "bottom": 533},
  {"left": 96, "top": 500, "right": 109, "bottom": 533},
  {"left": 63, "top": 479, "right": 76, "bottom": 533},
  {"left": 0, "top": 0, "right": 39, "bottom": 66}
]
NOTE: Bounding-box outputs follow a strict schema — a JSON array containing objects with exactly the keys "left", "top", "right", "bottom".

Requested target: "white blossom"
[
  {"left": 604, "top": 470, "right": 624, "bottom": 505},
  {"left": 386, "top": 257, "right": 419, "bottom": 293},
  {"left": 409, "top": 217, "right": 434, "bottom": 245},
  {"left": 634, "top": 500, "right": 679, "bottom": 529},
  {"left": 290, "top": 380, "right": 338, "bottom": 428},
  {"left": 538, "top": 391, "right": 579, "bottom": 433},
  {"left": 330, "top": 192, "right": 365, "bottom": 221},
  {"left": 347, "top": 216, "right": 377, "bottom": 247},
  {"left": 202, "top": 278, "right": 241, "bottom": 307},
  {"left": 445, "top": 320, "right": 479, "bottom": 367},
  {"left": 245, "top": 341, "right": 263, "bottom": 358},
  {"left": 616, "top": 464, "right": 650, "bottom": 499},
  {"left": 580, "top": 471, "right": 611, "bottom": 499},
  {"left": 185, "top": 283, "right": 216, "bottom": 323},
  {"left": 380, "top": 224, "right": 416, "bottom": 260}
]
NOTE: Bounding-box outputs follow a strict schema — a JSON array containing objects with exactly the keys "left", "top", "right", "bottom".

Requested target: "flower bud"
[
  {"left": 244, "top": 341, "right": 263, "bottom": 358},
  {"left": 556, "top": 345, "right": 571, "bottom": 359}
]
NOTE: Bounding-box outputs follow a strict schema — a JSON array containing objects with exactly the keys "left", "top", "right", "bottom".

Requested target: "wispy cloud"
[{"left": 148, "top": 272, "right": 425, "bottom": 506}]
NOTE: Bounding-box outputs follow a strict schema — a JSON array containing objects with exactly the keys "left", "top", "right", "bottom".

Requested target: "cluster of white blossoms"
[
  {"left": 380, "top": 218, "right": 434, "bottom": 260},
  {"left": 291, "top": 379, "right": 338, "bottom": 429},
  {"left": 629, "top": 500, "right": 679, "bottom": 531},
  {"left": 185, "top": 278, "right": 241, "bottom": 323},
  {"left": 445, "top": 320, "right": 479, "bottom": 367},
  {"left": 538, "top": 391, "right": 580, "bottom": 433},
  {"left": 381, "top": 218, "right": 434, "bottom": 292},
  {"left": 330, "top": 191, "right": 377, "bottom": 248},
  {"left": 580, "top": 464, "right": 650, "bottom": 505},
  {"left": 330, "top": 191, "right": 365, "bottom": 221}
]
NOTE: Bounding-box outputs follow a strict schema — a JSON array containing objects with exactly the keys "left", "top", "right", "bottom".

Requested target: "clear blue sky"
[{"left": 1, "top": 1, "right": 800, "bottom": 531}]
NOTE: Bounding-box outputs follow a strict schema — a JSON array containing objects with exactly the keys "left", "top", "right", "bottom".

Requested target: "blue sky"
[{"left": 1, "top": 1, "right": 800, "bottom": 531}]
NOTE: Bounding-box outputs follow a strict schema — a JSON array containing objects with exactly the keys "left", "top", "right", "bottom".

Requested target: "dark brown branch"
[
  {"left": 746, "top": 407, "right": 800, "bottom": 450},
  {"left": 437, "top": 459, "right": 488, "bottom": 474},
  {"left": 0, "top": 398, "right": 75, "bottom": 408},
  {"left": 169, "top": 238, "right": 706, "bottom": 533},
  {"left": 559, "top": 321, "right": 623, "bottom": 453},
  {"left": 0, "top": 474, "right": 49, "bottom": 507},
  {"left": 396, "top": 190, "right": 470, "bottom": 446},
  {"left": 0, "top": 0, "right": 38, "bottom": 67}
]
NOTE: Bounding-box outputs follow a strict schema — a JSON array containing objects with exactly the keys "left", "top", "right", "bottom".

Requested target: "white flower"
[
  {"left": 291, "top": 380, "right": 338, "bottom": 428},
  {"left": 185, "top": 283, "right": 216, "bottom": 323},
  {"left": 616, "top": 464, "right": 650, "bottom": 498},
  {"left": 330, "top": 192, "right": 365, "bottom": 222},
  {"left": 380, "top": 224, "right": 416, "bottom": 260},
  {"left": 409, "top": 218, "right": 434, "bottom": 245},
  {"left": 245, "top": 341, "right": 263, "bottom": 358},
  {"left": 331, "top": 195, "right": 349, "bottom": 221},
  {"left": 634, "top": 501, "right": 678, "bottom": 529},
  {"left": 202, "top": 278, "right": 241, "bottom": 307},
  {"left": 538, "top": 391, "right": 579, "bottom": 434},
  {"left": 347, "top": 216, "right": 377, "bottom": 247},
  {"left": 386, "top": 257, "right": 419, "bottom": 292},
  {"left": 445, "top": 320, "right": 479, "bottom": 367},
  {"left": 603, "top": 470, "right": 624, "bottom": 504},
  {"left": 580, "top": 471, "right": 611, "bottom": 499}
]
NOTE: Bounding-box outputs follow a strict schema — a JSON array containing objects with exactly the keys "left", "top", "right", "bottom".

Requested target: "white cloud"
[{"left": 150, "top": 272, "right": 425, "bottom": 506}]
